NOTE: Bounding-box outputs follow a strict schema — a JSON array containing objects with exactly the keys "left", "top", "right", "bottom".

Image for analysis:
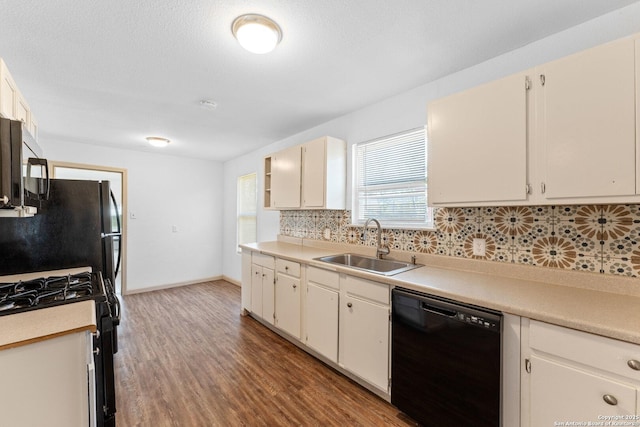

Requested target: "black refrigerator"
[
  {"left": 0, "top": 178, "right": 122, "bottom": 427},
  {"left": 0, "top": 178, "right": 121, "bottom": 284}
]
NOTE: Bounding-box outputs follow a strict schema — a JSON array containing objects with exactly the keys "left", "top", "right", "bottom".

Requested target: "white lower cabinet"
[
  {"left": 0, "top": 331, "right": 93, "bottom": 427},
  {"left": 250, "top": 253, "right": 275, "bottom": 324},
  {"left": 529, "top": 355, "right": 637, "bottom": 426},
  {"left": 339, "top": 275, "right": 390, "bottom": 393},
  {"left": 275, "top": 272, "right": 301, "bottom": 338},
  {"left": 305, "top": 266, "right": 339, "bottom": 363},
  {"left": 274, "top": 258, "right": 302, "bottom": 339},
  {"left": 522, "top": 319, "right": 640, "bottom": 426}
]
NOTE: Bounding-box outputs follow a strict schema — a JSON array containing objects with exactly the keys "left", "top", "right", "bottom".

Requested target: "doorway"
[{"left": 50, "top": 162, "right": 127, "bottom": 295}]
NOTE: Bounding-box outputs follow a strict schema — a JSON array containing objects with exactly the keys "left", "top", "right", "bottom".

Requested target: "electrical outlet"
[
  {"left": 472, "top": 238, "right": 486, "bottom": 256},
  {"left": 323, "top": 228, "right": 331, "bottom": 240}
]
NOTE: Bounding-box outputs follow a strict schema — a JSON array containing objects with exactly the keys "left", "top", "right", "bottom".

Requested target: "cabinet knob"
[
  {"left": 292, "top": 284, "right": 297, "bottom": 289},
  {"left": 93, "top": 347, "right": 101, "bottom": 356},
  {"left": 347, "top": 302, "right": 353, "bottom": 308},
  {"left": 628, "top": 359, "right": 640, "bottom": 371},
  {"left": 285, "top": 266, "right": 289, "bottom": 271},
  {"left": 602, "top": 395, "right": 618, "bottom": 406}
]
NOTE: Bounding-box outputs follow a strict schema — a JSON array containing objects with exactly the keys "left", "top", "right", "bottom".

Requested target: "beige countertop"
[
  {"left": 0, "top": 300, "right": 97, "bottom": 351},
  {"left": 242, "top": 239, "right": 640, "bottom": 345}
]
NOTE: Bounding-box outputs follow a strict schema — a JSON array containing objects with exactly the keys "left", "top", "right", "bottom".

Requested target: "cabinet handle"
[
  {"left": 539, "top": 74, "right": 545, "bottom": 86},
  {"left": 93, "top": 347, "right": 101, "bottom": 356},
  {"left": 628, "top": 359, "right": 640, "bottom": 371},
  {"left": 541, "top": 182, "right": 546, "bottom": 194},
  {"left": 602, "top": 395, "right": 618, "bottom": 406},
  {"left": 347, "top": 302, "right": 353, "bottom": 308}
]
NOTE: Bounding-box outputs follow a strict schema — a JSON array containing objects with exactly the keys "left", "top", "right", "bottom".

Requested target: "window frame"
[
  {"left": 351, "top": 127, "right": 433, "bottom": 229},
  {"left": 236, "top": 172, "right": 257, "bottom": 253}
]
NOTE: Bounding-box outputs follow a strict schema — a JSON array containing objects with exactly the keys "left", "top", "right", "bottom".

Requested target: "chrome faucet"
[{"left": 362, "top": 218, "right": 390, "bottom": 259}]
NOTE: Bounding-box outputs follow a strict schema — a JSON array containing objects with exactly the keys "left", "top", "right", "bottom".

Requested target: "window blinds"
[{"left": 354, "top": 128, "right": 430, "bottom": 226}]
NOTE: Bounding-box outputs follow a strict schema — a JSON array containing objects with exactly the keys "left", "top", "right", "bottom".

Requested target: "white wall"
[
  {"left": 222, "top": 2, "right": 640, "bottom": 283},
  {"left": 45, "top": 141, "right": 223, "bottom": 292}
]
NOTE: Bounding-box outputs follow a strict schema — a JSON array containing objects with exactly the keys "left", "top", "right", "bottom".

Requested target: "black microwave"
[{"left": 0, "top": 118, "right": 48, "bottom": 216}]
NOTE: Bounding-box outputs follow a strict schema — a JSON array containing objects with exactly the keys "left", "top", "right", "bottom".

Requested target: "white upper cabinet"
[
  {"left": 271, "top": 145, "right": 302, "bottom": 209},
  {"left": 0, "top": 58, "right": 38, "bottom": 140},
  {"left": 0, "top": 59, "right": 18, "bottom": 120},
  {"left": 428, "top": 71, "right": 529, "bottom": 205},
  {"left": 427, "top": 33, "right": 640, "bottom": 207},
  {"left": 302, "top": 136, "right": 346, "bottom": 209},
  {"left": 265, "top": 136, "right": 346, "bottom": 210},
  {"left": 537, "top": 37, "right": 636, "bottom": 200}
]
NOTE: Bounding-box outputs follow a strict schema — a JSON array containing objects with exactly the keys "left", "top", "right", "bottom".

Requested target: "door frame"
[{"left": 49, "top": 161, "right": 128, "bottom": 295}]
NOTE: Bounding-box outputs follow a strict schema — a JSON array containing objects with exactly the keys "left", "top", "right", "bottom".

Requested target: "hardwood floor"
[{"left": 115, "top": 280, "right": 414, "bottom": 427}]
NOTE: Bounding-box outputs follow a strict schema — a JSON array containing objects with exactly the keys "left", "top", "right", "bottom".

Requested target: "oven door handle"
[{"left": 113, "top": 294, "right": 121, "bottom": 325}]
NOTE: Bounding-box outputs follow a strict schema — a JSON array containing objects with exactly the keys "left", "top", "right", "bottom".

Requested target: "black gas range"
[
  {"left": 0, "top": 270, "right": 120, "bottom": 427},
  {"left": 0, "top": 271, "right": 104, "bottom": 316}
]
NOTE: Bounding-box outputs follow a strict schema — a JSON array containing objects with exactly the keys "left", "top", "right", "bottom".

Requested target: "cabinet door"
[
  {"left": 262, "top": 267, "right": 275, "bottom": 325},
  {"left": 529, "top": 356, "right": 637, "bottom": 426},
  {"left": 340, "top": 295, "right": 389, "bottom": 391},
  {"left": 250, "top": 264, "right": 263, "bottom": 317},
  {"left": 275, "top": 273, "right": 301, "bottom": 339},
  {"left": 0, "top": 332, "right": 91, "bottom": 427},
  {"left": 302, "top": 137, "right": 325, "bottom": 208},
  {"left": 15, "top": 92, "right": 28, "bottom": 124},
  {"left": 539, "top": 38, "right": 635, "bottom": 199},
  {"left": 306, "top": 282, "right": 339, "bottom": 363},
  {"left": 0, "top": 61, "right": 17, "bottom": 119},
  {"left": 427, "top": 71, "right": 528, "bottom": 205},
  {"left": 272, "top": 145, "right": 301, "bottom": 208}
]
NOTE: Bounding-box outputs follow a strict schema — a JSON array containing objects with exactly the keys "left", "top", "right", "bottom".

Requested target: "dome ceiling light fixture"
[
  {"left": 146, "top": 136, "right": 171, "bottom": 147},
  {"left": 231, "top": 14, "right": 282, "bottom": 54}
]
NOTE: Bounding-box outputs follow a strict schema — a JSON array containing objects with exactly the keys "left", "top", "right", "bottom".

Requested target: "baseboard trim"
[
  {"left": 125, "top": 276, "right": 224, "bottom": 295},
  {"left": 222, "top": 275, "right": 241, "bottom": 287}
]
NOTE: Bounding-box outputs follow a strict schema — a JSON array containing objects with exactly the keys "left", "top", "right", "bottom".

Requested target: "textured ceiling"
[{"left": 0, "top": 0, "right": 638, "bottom": 161}]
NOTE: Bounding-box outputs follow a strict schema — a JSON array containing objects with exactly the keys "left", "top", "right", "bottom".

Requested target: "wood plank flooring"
[{"left": 115, "top": 280, "right": 415, "bottom": 427}]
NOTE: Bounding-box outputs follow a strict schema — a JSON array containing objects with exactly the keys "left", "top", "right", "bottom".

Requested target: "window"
[
  {"left": 237, "top": 173, "right": 257, "bottom": 252},
  {"left": 353, "top": 128, "right": 432, "bottom": 228}
]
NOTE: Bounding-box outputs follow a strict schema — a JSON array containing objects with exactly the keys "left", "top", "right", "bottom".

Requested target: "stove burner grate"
[{"left": 0, "top": 272, "right": 99, "bottom": 315}]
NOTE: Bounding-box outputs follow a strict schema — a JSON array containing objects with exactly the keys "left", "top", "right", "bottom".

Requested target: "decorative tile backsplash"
[{"left": 280, "top": 205, "right": 640, "bottom": 278}]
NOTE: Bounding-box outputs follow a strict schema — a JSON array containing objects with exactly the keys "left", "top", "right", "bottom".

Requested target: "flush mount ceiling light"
[
  {"left": 231, "top": 14, "right": 282, "bottom": 54},
  {"left": 146, "top": 136, "right": 171, "bottom": 147}
]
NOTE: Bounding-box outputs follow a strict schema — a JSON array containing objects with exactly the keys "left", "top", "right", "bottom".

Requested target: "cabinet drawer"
[
  {"left": 276, "top": 258, "right": 300, "bottom": 277},
  {"left": 342, "top": 275, "right": 389, "bottom": 305},
  {"left": 307, "top": 266, "right": 339, "bottom": 290},
  {"left": 252, "top": 252, "right": 274, "bottom": 269},
  {"left": 529, "top": 320, "right": 640, "bottom": 380}
]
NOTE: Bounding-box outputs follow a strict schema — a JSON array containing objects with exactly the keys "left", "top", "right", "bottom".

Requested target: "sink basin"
[{"left": 313, "top": 253, "right": 422, "bottom": 276}]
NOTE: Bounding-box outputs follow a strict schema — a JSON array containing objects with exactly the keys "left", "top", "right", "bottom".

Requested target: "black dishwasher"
[{"left": 391, "top": 287, "right": 502, "bottom": 427}]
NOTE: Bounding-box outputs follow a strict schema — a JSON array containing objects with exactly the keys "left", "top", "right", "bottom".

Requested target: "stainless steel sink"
[{"left": 313, "top": 253, "right": 422, "bottom": 276}]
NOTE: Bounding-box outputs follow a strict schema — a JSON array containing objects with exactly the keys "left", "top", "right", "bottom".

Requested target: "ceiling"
[{"left": 1, "top": 1, "right": 638, "bottom": 162}]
